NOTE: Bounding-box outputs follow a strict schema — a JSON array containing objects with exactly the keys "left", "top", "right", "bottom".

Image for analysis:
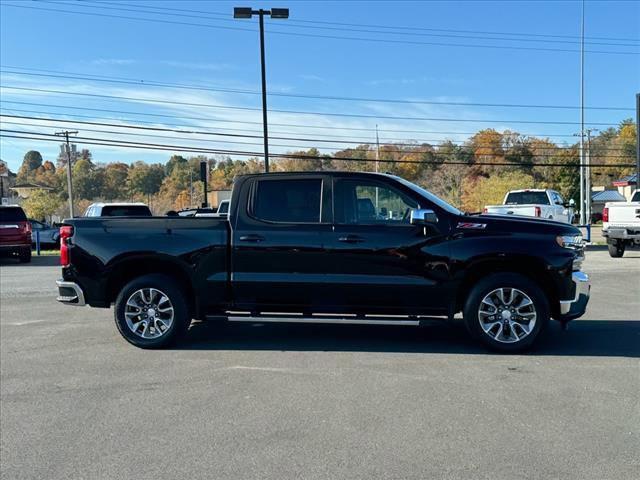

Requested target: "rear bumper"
[
  {"left": 0, "top": 244, "right": 30, "bottom": 250},
  {"left": 558, "top": 271, "right": 590, "bottom": 320},
  {"left": 56, "top": 280, "right": 86, "bottom": 306},
  {"left": 603, "top": 228, "right": 640, "bottom": 240}
]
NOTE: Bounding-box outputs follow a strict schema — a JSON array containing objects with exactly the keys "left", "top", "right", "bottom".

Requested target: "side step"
[{"left": 211, "top": 312, "right": 448, "bottom": 326}]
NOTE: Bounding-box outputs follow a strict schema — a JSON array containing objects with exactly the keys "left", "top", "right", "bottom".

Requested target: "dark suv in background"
[{"left": 0, "top": 205, "right": 32, "bottom": 263}]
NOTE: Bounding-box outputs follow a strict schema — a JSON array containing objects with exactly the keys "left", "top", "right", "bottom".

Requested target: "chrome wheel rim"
[
  {"left": 124, "top": 288, "right": 174, "bottom": 339},
  {"left": 478, "top": 288, "right": 536, "bottom": 344}
]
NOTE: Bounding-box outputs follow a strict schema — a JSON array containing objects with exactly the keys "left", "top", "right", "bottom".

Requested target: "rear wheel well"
[
  {"left": 106, "top": 258, "right": 196, "bottom": 316},
  {"left": 455, "top": 260, "right": 557, "bottom": 315}
]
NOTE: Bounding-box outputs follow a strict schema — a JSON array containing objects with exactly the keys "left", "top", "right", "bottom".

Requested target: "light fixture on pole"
[{"left": 234, "top": 6, "right": 289, "bottom": 173}]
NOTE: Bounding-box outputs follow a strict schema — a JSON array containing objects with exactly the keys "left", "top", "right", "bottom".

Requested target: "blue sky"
[{"left": 1, "top": 0, "right": 638, "bottom": 171}]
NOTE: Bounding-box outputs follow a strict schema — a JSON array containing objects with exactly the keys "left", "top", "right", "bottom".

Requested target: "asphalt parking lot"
[{"left": 1, "top": 249, "right": 639, "bottom": 480}]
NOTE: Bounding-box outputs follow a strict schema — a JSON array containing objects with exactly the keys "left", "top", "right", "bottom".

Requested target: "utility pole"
[
  {"left": 375, "top": 124, "right": 380, "bottom": 210},
  {"left": 636, "top": 93, "right": 640, "bottom": 190},
  {"left": 585, "top": 128, "right": 598, "bottom": 223},
  {"left": 55, "top": 130, "right": 78, "bottom": 218},
  {"left": 578, "top": 0, "right": 586, "bottom": 225}
]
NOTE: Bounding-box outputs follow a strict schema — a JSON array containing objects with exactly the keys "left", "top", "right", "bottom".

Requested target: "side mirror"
[{"left": 410, "top": 208, "right": 438, "bottom": 225}]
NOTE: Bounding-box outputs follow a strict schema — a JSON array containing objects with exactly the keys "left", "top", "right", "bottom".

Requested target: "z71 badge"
[{"left": 457, "top": 222, "right": 487, "bottom": 229}]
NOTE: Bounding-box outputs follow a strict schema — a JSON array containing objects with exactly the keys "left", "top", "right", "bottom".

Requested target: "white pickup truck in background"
[
  {"left": 484, "top": 189, "right": 574, "bottom": 224},
  {"left": 603, "top": 190, "right": 640, "bottom": 257}
]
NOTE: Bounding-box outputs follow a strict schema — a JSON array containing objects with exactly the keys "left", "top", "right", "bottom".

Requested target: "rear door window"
[
  {"left": 101, "top": 205, "right": 152, "bottom": 217},
  {"left": 252, "top": 179, "right": 322, "bottom": 223},
  {"left": 0, "top": 207, "right": 27, "bottom": 222}
]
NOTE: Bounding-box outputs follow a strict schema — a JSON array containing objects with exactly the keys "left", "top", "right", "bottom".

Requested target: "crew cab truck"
[
  {"left": 484, "top": 189, "right": 574, "bottom": 223},
  {"left": 603, "top": 190, "right": 640, "bottom": 257},
  {"left": 56, "top": 172, "right": 590, "bottom": 353}
]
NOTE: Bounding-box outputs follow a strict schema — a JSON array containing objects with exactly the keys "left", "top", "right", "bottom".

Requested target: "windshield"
[
  {"left": 392, "top": 176, "right": 463, "bottom": 216},
  {"left": 632, "top": 191, "right": 640, "bottom": 202},
  {"left": 505, "top": 191, "right": 550, "bottom": 205}
]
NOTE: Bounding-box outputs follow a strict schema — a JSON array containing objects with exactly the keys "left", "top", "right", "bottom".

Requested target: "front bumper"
[
  {"left": 56, "top": 280, "right": 86, "bottom": 306},
  {"left": 558, "top": 271, "right": 590, "bottom": 320}
]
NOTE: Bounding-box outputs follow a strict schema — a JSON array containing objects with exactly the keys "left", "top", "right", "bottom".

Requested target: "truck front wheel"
[
  {"left": 607, "top": 241, "right": 625, "bottom": 258},
  {"left": 463, "top": 273, "right": 549, "bottom": 353},
  {"left": 114, "top": 274, "right": 191, "bottom": 348}
]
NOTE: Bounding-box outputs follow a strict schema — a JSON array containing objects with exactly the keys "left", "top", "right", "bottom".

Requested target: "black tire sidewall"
[
  {"left": 463, "top": 273, "right": 549, "bottom": 353},
  {"left": 608, "top": 242, "right": 624, "bottom": 257},
  {"left": 114, "top": 274, "right": 190, "bottom": 349}
]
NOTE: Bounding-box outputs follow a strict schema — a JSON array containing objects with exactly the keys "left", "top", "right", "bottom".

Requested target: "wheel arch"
[
  {"left": 105, "top": 255, "right": 197, "bottom": 316},
  {"left": 454, "top": 256, "right": 558, "bottom": 315}
]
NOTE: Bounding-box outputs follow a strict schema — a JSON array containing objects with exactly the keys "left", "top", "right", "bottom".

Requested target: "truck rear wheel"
[
  {"left": 114, "top": 274, "right": 191, "bottom": 348},
  {"left": 463, "top": 273, "right": 549, "bottom": 353},
  {"left": 607, "top": 241, "right": 625, "bottom": 258}
]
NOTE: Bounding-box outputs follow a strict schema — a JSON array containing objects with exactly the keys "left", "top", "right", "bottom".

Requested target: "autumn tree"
[{"left": 461, "top": 170, "right": 536, "bottom": 212}]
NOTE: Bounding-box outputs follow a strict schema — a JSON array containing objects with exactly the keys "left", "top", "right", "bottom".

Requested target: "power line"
[
  {"left": 1, "top": 114, "right": 630, "bottom": 153},
  {"left": 2, "top": 2, "right": 637, "bottom": 56},
  {"left": 87, "top": 0, "right": 639, "bottom": 44},
  {"left": 0, "top": 102, "right": 623, "bottom": 146},
  {"left": 40, "top": 0, "right": 640, "bottom": 48},
  {"left": 1, "top": 67, "right": 633, "bottom": 112},
  {"left": 0, "top": 86, "right": 621, "bottom": 126}
]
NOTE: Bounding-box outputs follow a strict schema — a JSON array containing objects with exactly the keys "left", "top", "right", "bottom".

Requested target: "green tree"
[
  {"left": 22, "top": 189, "right": 61, "bottom": 222},
  {"left": 165, "top": 155, "right": 188, "bottom": 176},
  {"left": 102, "top": 163, "right": 130, "bottom": 200},
  {"left": 127, "top": 162, "right": 165, "bottom": 202}
]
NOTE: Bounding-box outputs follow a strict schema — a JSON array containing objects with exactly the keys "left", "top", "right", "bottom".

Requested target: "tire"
[
  {"left": 463, "top": 273, "right": 549, "bottom": 353},
  {"left": 608, "top": 242, "right": 625, "bottom": 258},
  {"left": 18, "top": 248, "right": 31, "bottom": 263},
  {"left": 114, "top": 274, "right": 191, "bottom": 349}
]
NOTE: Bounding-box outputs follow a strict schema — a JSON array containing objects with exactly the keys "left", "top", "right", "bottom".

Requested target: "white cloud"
[{"left": 90, "top": 59, "right": 136, "bottom": 66}]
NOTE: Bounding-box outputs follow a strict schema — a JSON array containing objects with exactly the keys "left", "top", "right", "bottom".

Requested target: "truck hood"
[{"left": 455, "top": 213, "right": 580, "bottom": 236}]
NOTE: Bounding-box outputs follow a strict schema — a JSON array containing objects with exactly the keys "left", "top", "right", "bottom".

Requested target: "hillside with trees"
[{"left": 14, "top": 119, "right": 636, "bottom": 220}]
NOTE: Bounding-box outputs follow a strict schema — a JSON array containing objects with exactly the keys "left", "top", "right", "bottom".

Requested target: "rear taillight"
[
  {"left": 20, "top": 221, "right": 31, "bottom": 234},
  {"left": 534, "top": 206, "right": 541, "bottom": 217},
  {"left": 602, "top": 207, "right": 609, "bottom": 222},
  {"left": 60, "top": 226, "right": 73, "bottom": 267}
]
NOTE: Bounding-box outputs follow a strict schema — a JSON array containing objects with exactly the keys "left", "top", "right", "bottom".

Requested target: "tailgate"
[
  {"left": 608, "top": 204, "right": 640, "bottom": 226},
  {"left": 0, "top": 223, "right": 29, "bottom": 245}
]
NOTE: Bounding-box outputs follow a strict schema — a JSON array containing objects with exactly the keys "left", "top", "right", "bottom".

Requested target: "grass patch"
[{"left": 33, "top": 250, "right": 60, "bottom": 256}]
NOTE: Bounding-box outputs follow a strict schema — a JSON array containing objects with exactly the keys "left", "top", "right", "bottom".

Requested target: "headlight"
[{"left": 556, "top": 234, "right": 583, "bottom": 249}]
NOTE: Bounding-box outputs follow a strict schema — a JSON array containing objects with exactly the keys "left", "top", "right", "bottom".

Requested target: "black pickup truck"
[{"left": 56, "top": 171, "right": 590, "bottom": 352}]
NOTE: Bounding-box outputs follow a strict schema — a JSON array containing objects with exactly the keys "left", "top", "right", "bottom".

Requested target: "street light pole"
[
  {"left": 55, "top": 130, "right": 78, "bottom": 218},
  {"left": 234, "top": 7, "right": 289, "bottom": 173},
  {"left": 258, "top": 10, "right": 270, "bottom": 173}
]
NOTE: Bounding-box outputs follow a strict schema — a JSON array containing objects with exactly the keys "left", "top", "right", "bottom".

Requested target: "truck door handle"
[
  {"left": 338, "top": 235, "right": 365, "bottom": 243},
  {"left": 239, "top": 234, "right": 265, "bottom": 242}
]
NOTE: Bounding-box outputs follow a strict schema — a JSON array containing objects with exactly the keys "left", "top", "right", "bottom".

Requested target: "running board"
[{"left": 214, "top": 313, "right": 447, "bottom": 326}]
